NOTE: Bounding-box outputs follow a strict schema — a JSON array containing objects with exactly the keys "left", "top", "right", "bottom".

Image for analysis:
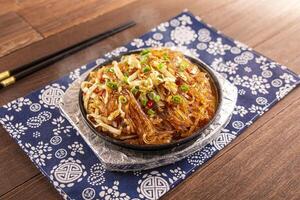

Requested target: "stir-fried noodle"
[{"left": 81, "top": 49, "right": 217, "bottom": 145}]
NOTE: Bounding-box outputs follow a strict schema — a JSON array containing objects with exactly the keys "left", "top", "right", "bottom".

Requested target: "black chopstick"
[{"left": 0, "top": 21, "right": 136, "bottom": 89}]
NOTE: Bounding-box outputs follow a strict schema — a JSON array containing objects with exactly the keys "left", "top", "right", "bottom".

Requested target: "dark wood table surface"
[{"left": 0, "top": 0, "right": 299, "bottom": 199}]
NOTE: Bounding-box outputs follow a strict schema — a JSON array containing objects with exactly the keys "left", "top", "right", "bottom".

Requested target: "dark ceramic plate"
[{"left": 79, "top": 48, "right": 223, "bottom": 151}]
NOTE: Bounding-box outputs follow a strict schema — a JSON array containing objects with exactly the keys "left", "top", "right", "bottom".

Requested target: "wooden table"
[{"left": 0, "top": 0, "right": 299, "bottom": 199}]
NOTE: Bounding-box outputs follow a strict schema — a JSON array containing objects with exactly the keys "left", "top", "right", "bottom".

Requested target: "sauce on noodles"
[{"left": 81, "top": 48, "right": 217, "bottom": 145}]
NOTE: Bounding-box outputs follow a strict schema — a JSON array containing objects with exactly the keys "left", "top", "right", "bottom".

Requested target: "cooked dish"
[{"left": 81, "top": 48, "right": 217, "bottom": 145}]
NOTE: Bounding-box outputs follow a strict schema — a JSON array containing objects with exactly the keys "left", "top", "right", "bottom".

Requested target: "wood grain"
[
  {"left": 17, "top": 0, "right": 137, "bottom": 37},
  {"left": 0, "top": 0, "right": 18, "bottom": 15},
  {"left": 0, "top": 12, "right": 42, "bottom": 57},
  {"left": 0, "top": 0, "right": 299, "bottom": 199}
]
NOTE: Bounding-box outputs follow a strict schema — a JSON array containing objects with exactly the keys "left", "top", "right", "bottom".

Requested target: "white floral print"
[
  {"left": 206, "top": 38, "right": 230, "bottom": 55},
  {"left": 230, "top": 75, "right": 270, "bottom": 95},
  {"left": 178, "top": 14, "right": 192, "bottom": 25},
  {"left": 99, "top": 181, "right": 130, "bottom": 200},
  {"left": 32, "top": 131, "right": 41, "bottom": 138},
  {"left": 242, "top": 75, "right": 270, "bottom": 95},
  {"left": 169, "top": 167, "right": 186, "bottom": 183},
  {"left": 3, "top": 97, "right": 32, "bottom": 112},
  {"left": 248, "top": 104, "right": 268, "bottom": 115},
  {"left": 24, "top": 141, "right": 52, "bottom": 166},
  {"left": 234, "top": 40, "right": 250, "bottom": 51},
  {"left": 105, "top": 47, "right": 128, "bottom": 58},
  {"left": 244, "top": 66, "right": 252, "bottom": 73},
  {"left": 130, "top": 38, "right": 144, "bottom": 48},
  {"left": 211, "top": 58, "right": 238, "bottom": 75},
  {"left": 69, "top": 68, "right": 81, "bottom": 81},
  {"left": 157, "top": 22, "right": 169, "bottom": 32},
  {"left": 68, "top": 141, "right": 84, "bottom": 156},
  {"left": 145, "top": 38, "right": 163, "bottom": 47},
  {"left": 280, "top": 73, "right": 296, "bottom": 84},
  {"left": 52, "top": 116, "right": 73, "bottom": 135},
  {"left": 233, "top": 105, "right": 248, "bottom": 117},
  {"left": 0, "top": 115, "right": 27, "bottom": 139},
  {"left": 171, "top": 26, "right": 197, "bottom": 45},
  {"left": 276, "top": 84, "right": 296, "bottom": 100}
]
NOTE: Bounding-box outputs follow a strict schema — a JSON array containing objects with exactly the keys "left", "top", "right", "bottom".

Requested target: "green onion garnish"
[
  {"left": 157, "top": 74, "right": 164, "bottom": 80},
  {"left": 171, "top": 95, "right": 182, "bottom": 104},
  {"left": 153, "top": 95, "right": 161, "bottom": 102},
  {"left": 122, "top": 75, "right": 129, "bottom": 84},
  {"left": 141, "top": 98, "right": 148, "bottom": 106},
  {"left": 180, "top": 84, "right": 189, "bottom": 92},
  {"left": 106, "top": 81, "right": 118, "bottom": 90},
  {"left": 157, "top": 62, "right": 165, "bottom": 70},
  {"left": 163, "top": 53, "right": 169, "bottom": 61},
  {"left": 140, "top": 49, "right": 150, "bottom": 56},
  {"left": 118, "top": 95, "right": 127, "bottom": 104},
  {"left": 142, "top": 66, "right": 151, "bottom": 73},
  {"left": 148, "top": 91, "right": 160, "bottom": 102},
  {"left": 131, "top": 86, "right": 139, "bottom": 95},
  {"left": 147, "top": 109, "right": 156, "bottom": 116},
  {"left": 140, "top": 55, "right": 149, "bottom": 64},
  {"left": 106, "top": 67, "right": 115, "bottom": 73}
]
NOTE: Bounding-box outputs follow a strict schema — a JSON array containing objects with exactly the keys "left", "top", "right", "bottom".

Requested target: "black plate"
[{"left": 79, "top": 49, "right": 223, "bottom": 151}]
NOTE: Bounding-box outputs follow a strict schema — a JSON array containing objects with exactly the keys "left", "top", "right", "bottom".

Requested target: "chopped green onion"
[
  {"left": 163, "top": 53, "right": 169, "bottom": 61},
  {"left": 140, "top": 49, "right": 150, "bottom": 56},
  {"left": 140, "top": 55, "right": 149, "bottom": 64},
  {"left": 122, "top": 75, "right": 129, "bottom": 84},
  {"left": 106, "top": 81, "right": 118, "bottom": 90},
  {"left": 141, "top": 98, "right": 148, "bottom": 106},
  {"left": 148, "top": 91, "right": 160, "bottom": 102},
  {"left": 142, "top": 65, "right": 151, "bottom": 73},
  {"left": 147, "top": 109, "right": 156, "bottom": 116},
  {"left": 180, "top": 84, "right": 189, "bottom": 92},
  {"left": 157, "top": 62, "right": 166, "bottom": 70},
  {"left": 157, "top": 74, "right": 164, "bottom": 80},
  {"left": 171, "top": 95, "right": 182, "bottom": 104},
  {"left": 153, "top": 95, "right": 161, "bottom": 102},
  {"left": 118, "top": 95, "right": 127, "bottom": 104},
  {"left": 106, "top": 67, "right": 115, "bottom": 73},
  {"left": 131, "top": 86, "right": 139, "bottom": 95}
]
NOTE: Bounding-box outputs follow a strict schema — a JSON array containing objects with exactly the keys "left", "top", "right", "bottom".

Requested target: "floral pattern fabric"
[{"left": 0, "top": 11, "right": 299, "bottom": 200}]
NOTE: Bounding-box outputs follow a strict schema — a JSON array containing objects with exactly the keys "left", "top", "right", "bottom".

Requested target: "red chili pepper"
[
  {"left": 147, "top": 100, "right": 154, "bottom": 108},
  {"left": 175, "top": 77, "right": 183, "bottom": 85}
]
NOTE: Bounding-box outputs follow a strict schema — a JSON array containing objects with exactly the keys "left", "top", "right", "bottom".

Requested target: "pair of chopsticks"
[{"left": 0, "top": 21, "right": 136, "bottom": 89}]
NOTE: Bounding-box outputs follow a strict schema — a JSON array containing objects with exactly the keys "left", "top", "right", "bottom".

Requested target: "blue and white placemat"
[{"left": 0, "top": 11, "right": 299, "bottom": 200}]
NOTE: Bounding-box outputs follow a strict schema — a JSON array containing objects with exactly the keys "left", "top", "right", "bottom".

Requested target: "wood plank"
[
  {"left": 199, "top": 0, "right": 300, "bottom": 48},
  {"left": 163, "top": 89, "right": 300, "bottom": 200},
  {"left": 0, "top": 12, "right": 42, "bottom": 57},
  {"left": 0, "top": 0, "right": 18, "bottom": 16},
  {"left": 1, "top": 175, "right": 62, "bottom": 200},
  {"left": 0, "top": 132, "right": 40, "bottom": 195},
  {"left": 17, "top": 0, "right": 137, "bottom": 37}
]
